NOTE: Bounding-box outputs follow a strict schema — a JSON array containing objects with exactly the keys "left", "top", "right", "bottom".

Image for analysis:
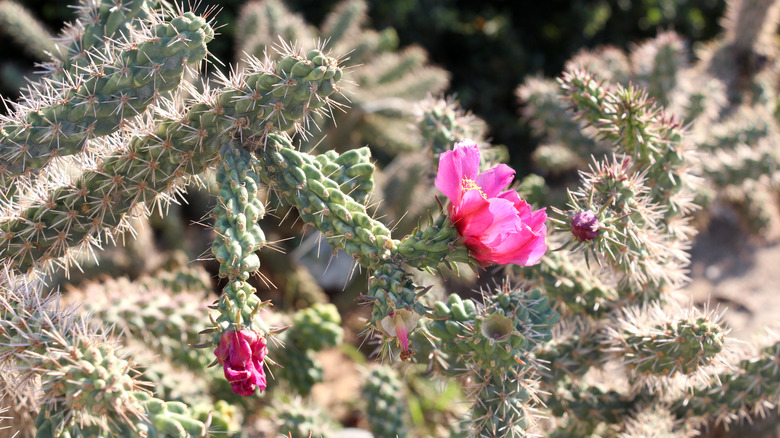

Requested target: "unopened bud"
[{"left": 571, "top": 210, "right": 599, "bottom": 241}]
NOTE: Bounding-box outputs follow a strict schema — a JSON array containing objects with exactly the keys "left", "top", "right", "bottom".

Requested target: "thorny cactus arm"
[
  {"left": 0, "top": 48, "right": 344, "bottom": 275},
  {"left": 0, "top": 10, "right": 213, "bottom": 195}
]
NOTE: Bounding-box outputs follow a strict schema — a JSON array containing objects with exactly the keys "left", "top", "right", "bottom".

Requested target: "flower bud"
[{"left": 571, "top": 210, "right": 600, "bottom": 241}]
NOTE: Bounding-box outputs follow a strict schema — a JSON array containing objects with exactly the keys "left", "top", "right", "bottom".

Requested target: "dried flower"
[
  {"left": 214, "top": 329, "right": 268, "bottom": 396},
  {"left": 380, "top": 308, "right": 420, "bottom": 361},
  {"left": 435, "top": 139, "right": 547, "bottom": 266},
  {"left": 571, "top": 210, "right": 600, "bottom": 241}
]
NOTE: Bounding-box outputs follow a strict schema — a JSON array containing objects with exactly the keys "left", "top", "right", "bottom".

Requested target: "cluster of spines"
[
  {"left": 673, "top": 334, "right": 780, "bottom": 424},
  {"left": 605, "top": 304, "right": 727, "bottom": 383}
]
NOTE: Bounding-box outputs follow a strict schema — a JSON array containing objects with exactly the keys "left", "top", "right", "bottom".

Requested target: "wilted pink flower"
[
  {"left": 214, "top": 329, "right": 268, "bottom": 396},
  {"left": 435, "top": 140, "right": 547, "bottom": 266},
  {"left": 380, "top": 308, "right": 420, "bottom": 360}
]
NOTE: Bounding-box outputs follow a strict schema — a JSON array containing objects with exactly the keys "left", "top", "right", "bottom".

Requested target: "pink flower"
[
  {"left": 435, "top": 139, "right": 547, "bottom": 266},
  {"left": 214, "top": 329, "right": 268, "bottom": 396}
]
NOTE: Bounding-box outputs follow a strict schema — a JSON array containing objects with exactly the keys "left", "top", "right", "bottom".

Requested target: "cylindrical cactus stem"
[
  {"left": 520, "top": 250, "right": 619, "bottom": 316},
  {"left": 0, "top": 10, "right": 214, "bottom": 193},
  {"left": 312, "top": 146, "right": 375, "bottom": 205},
  {"left": 361, "top": 365, "right": 409, "bottom": 438},
  {"left": 254, "top": 132, "right": 396, "bottom": 269},
  {"left": 211, "top": 142, "right": 266, "bottom": 281},
  {"left": 417, "top": 95, "right": 489, "bottom": 159},
  {"left": 604, "top": 304, "right": 727, "bottom": 385},
  {"left": 267, "top": 396, "right": 337, "bottom": 438},
  {"left": 534, "top": 317, "right": 604, "bottom": 386},
  {"left": 0, "top": 48, "right": 346, "bottom": 275},
  {"left": 547, "top": 380, "right": 636, "bottom": 436},
  {"left": 286, "top": 303, "right": 343, "bottom": 351},
  {"left": 629, "top": 31, "right": 688, "bottom": 107}
]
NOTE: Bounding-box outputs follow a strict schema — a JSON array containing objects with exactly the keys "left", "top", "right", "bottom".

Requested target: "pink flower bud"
[
  {"left": 434, "top": 140, "right": 547, "bottom": 266},
  {"left": 571, "top": 210, "right": 600, "bottom": 241},
  {"left": 214, "top": 329, "right": 268, "bottom": 396}
]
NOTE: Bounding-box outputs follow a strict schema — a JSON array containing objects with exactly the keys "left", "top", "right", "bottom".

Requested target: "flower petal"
[
  {"left": 476, "top": 164, "right": 515, "bottom": 198},
  {"left": 435, "top": 140, "right": 481, "bottom": 202}
]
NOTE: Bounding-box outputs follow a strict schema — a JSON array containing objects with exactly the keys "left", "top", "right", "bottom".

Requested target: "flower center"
[{"left": 461, "top": 177, "right": 487, "bottom": 199}]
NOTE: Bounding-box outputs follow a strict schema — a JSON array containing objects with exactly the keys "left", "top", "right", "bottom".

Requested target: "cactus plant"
[{"left": 0, "top": 0, "right": 779, "bottom": 437}]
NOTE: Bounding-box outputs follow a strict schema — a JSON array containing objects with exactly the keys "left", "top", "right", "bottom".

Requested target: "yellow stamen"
[{"left": 461, "top": 177, "right": 487, "bottom": 199}]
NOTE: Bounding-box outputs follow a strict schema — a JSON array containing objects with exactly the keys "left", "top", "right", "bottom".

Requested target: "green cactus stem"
[{"left": 0, "top": 10, "right": 214, "bottom": 193}]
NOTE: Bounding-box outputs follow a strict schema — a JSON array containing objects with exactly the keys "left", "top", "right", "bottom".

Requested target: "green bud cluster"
[
  {"left": 273, "top": 347, "right": 323, "bottom": 396},
  {"left": 0, "top": 11, "right": 214, "bottom": 189},
  {"left": 255, "top": 132, "right": 395, "bottom": 268},
  {"left": 396, "top": 212, "right": 472, "bottom": 270},
  {"left": 361, "top": 366, "right": 408, "bottom": 438},
  {"left": 211, "top": 143, "right": 266, "bottom": 281}
]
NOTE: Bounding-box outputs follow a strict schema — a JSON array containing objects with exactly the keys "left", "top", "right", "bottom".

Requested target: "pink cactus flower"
[
  {"left": 214, "top": 329, "right": 268, "bottom": 396},
  {"left": 435, "top": 139, "right": 547, "bottom": 266}
]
